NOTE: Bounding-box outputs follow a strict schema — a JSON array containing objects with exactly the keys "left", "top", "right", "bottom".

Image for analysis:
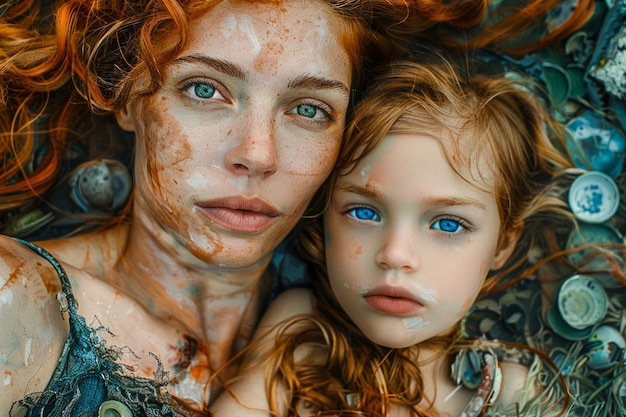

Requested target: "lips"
[
  {"left": 197, "top": 197, "right": 280, "bottom": 233},
  {"left": 363, "top": 286, "right": 424, "bottom": 315}
]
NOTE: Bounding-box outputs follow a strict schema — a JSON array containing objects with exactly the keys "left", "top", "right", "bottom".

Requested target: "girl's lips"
[
  {"left": 197, "top": 197, "right": 279, "bottom": 233},
  {"left": 363, "top": 286, "right": 425, "bottom": 315}
]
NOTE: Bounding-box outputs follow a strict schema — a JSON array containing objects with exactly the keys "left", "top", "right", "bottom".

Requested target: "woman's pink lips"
[
  {"left": 363, "top": 286, "right": 424, "bottom": 315},
  {"left": 198, "top": 197, "right": 279, "bottom": 233}
]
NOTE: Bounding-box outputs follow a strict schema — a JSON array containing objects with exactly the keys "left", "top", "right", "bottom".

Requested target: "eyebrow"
[
  {"left": 288, "top": 74, "right": 349, "bottom": 94},
  {"left": 335, "top": 184, "right": 487, "bottom": 210},
  {"left": 173, "top": 54, "right": 247, "bottom": 80},
  {"left": 425, "top": 196, "right": 487, "bottom": 211},
  {"left": 172, "top": 54, "right": 349, "bottom": 95}
]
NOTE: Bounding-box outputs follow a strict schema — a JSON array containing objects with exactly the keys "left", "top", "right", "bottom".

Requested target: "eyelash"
[
  {"left": 343, "top": 205, "right": 473, "bottom": 237},
  {"left": 429, "top": 215, "right": 472, "bottom": 236},
  {"left": 294, "top": 100, "right": 334, "bottom": 120},
  {"left": 178, "top": 78, "right": 336, "bottom": 125},
  {"left": 179, "top": 78, "right": 229, "bottom": 105},
  {"left": 344, "top": 205, "right": 381, "bottom": 222}
]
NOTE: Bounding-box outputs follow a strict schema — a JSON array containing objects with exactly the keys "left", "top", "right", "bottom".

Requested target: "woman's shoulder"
[
  {"left": 0, "top": 235, "right": 70, "bottom": 412},
  {"left": 36, "top": 224, "right": 129, "bottom": 275}
]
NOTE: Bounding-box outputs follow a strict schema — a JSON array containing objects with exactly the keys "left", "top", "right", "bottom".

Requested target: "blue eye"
[
  {"left": 431, "top": 218, "right": 463, "bottom": 233},
  {"left": 346, "top": 207, "right": 381, "bottom": 222},
  {"left": 296, "top": 104, "right": 321, "bottom": 118},
  {"left": 287, "top": 102, "right": 332, "bottom": 123},
  {"left": 194, "top": 83, "right": 216, "bottom": 99}
]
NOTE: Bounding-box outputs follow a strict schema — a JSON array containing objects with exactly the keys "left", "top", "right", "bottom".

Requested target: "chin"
[
  {"left": 183, "top": 239, "right": 272, "bottom": 270},
  {"left": 365, "top": 331, "right": 416, "bottom": 350}
]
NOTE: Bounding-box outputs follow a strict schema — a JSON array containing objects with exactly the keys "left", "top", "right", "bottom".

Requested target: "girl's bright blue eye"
[
  {"left": 347, "top": 207, "right": 381, "bottom": 222},
  {"left": 296, "top": 104, "right": 319, "bottom": 118},
  {"left": 194, "top": 83, "right": 216, "bottom": 99},
  {"left": 431, "top": 218, "right": 462, "bottom": 233}
]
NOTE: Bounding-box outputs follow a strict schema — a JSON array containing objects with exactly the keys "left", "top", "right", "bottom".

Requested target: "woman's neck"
[
  {"left": 117, "top": 219, "right": 271, "bottom": 355},
  {"left": 41, "top": 221, "right": 272, "bottom": 370}
]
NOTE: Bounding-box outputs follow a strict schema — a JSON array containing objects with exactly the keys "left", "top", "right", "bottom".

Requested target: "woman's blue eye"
[
  {"left": 296, "top": 104, "right": 320, "bottom": 118},
  {"left": 431, "top": 218, "right": 463, "bottom": 233},
  {"left": 194, "top": 83, "right": 216, "bottom": 99},
  {"left": 347, "top": 207, "right": 381, "bottom": 222}
]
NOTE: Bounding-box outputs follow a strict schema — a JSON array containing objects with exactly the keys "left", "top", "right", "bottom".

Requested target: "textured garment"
[{"left": 12, "top": 239, "right": 185, "bottom": 417}]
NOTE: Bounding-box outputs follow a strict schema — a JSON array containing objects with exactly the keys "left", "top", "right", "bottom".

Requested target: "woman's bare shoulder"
[
  {"left": 0, "top": 235, "right": 70, "bottom": 412},
  {"left": 37, "top": 224, "right": 129, "bottom": 275}
]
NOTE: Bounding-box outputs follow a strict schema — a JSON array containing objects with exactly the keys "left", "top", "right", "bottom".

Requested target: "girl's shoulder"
[
  {"left": 257, "top": 286, "right": 317, "bottom": 330},
  {"left": 0, "top": 235, "right": 70, "bottom": 412}
]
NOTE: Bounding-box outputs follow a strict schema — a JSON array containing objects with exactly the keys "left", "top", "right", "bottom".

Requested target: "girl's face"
[
  {"left": 119, "top": 0, "right": 351, "bottom": 268},
  {"left": 325, "top": 133, "right": 513, "bottom": 349}
]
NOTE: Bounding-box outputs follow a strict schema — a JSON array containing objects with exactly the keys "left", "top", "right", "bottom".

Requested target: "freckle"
[
  {"left": 349, "top": 245, "right": 362, "bottom": 260},
  {"left": 227, "top": 129, "right": 232, "bottom": 136}
]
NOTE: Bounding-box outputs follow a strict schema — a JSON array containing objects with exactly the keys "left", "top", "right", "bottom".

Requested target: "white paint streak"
[
  {"left": 314, "top": 17, "right": 331, "bottom": 44},
  {"left": 220, "top": 13, "right": 237, "bottom": 38},
  {"left": 3, "top": 373, "right": 10, "bottom": 386},
  {"left": 344, "top": 282, "right": 372, "bottom": 294},
  {"left": 237, "top": 14, "right": 261, "bottom": 55},
  {"left": 407, "top": 280, "right": 439, "bottom": 304},
  {"left": 24, "top": 338, "right": 32, "bottom": 366},
  {"left": 403, "top": 316, "right": 428, "bottom": 333},
  {"left": 0, "top": 288, "right": 13, "bottom": 306}
]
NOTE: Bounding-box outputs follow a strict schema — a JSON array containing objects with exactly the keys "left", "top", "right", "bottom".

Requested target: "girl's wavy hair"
[{"left": 264, "top": 58, "right": 578, "bottom": 416}]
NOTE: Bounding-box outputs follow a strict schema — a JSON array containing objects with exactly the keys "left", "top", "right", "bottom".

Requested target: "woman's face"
[
  {"left": 325, "top": 133, "right": 513, "bottom": 349},
  {"left": 119, "top": 0, "right": 351, "bottom": 268}
]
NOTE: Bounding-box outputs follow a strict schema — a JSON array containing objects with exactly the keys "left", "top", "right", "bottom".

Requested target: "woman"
[{"left": 0, "top": 0, "right": 396, "bottom": 415}]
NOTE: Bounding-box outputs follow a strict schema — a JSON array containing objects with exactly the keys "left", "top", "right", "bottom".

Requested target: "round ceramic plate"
[
  {"left": 557, "top": 274, "right": 609, "bottom": 330},
  {"left": 568, "top": 171, "right": 620, "bottom": 223}
]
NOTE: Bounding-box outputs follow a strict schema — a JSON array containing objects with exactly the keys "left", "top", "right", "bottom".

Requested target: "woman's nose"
[
  {"left": 375, "top": 230, "right": 419, "bottom": 272},
  {"left": 225, "top": 114, "right": 278, "bottom": 178}
]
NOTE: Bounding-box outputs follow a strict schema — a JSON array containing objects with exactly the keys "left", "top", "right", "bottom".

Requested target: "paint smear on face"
[
  {"left": 141, "top": 97, "right": 193, "bottom": 198},
  {"left": 403, "top": 316, "right": 428, "bottom": 334},
  {"left": 24, "top": 338, "right": 32, "bottom": 366},
  {"left": 227, "top": 14, "right": 261, "bottom": 55},
  {"left": 407, "top": 281, "right": 439, "bottom": 305},
  {"left": 0, "top": 289, "right": 13, "bottom": 306},
  {"left": 343, "top": 282, "right": 372, "bottom": 294},
  {"left": 254, "top": 41, "right": 285, "bottom": 74}
]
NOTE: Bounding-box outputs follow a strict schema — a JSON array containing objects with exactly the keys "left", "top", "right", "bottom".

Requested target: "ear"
[
  {"left": 115, "top": 103, "right": 137, "bottom": 132},
  {"left": 491, "top": 229, "right": 520, "bottom": 270}
]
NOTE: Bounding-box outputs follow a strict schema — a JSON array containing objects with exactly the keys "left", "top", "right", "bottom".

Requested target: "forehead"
[
  {"left": 351, "top": 132, "right": 496, "bottom": 191},
  {"left": 184, "top": 0, "right": 349, "bottom": 78}
]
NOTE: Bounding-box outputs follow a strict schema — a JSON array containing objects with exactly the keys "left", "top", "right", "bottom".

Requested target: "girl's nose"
[{"left": 375, "top": 230, "right": 419, "bottom": 272}]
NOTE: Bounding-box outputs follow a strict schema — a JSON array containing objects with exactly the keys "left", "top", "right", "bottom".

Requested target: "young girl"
[{"left": 210, "top": 58, "right": 581, "bottom": 416}]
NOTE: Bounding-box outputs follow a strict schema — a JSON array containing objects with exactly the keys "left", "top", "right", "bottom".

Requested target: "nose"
[
  {"left": 375, "top": 229, "right": 419, "bottom": 272},
  {"left": 225, "top": 113, "right": 278, "bottom": 178}
]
